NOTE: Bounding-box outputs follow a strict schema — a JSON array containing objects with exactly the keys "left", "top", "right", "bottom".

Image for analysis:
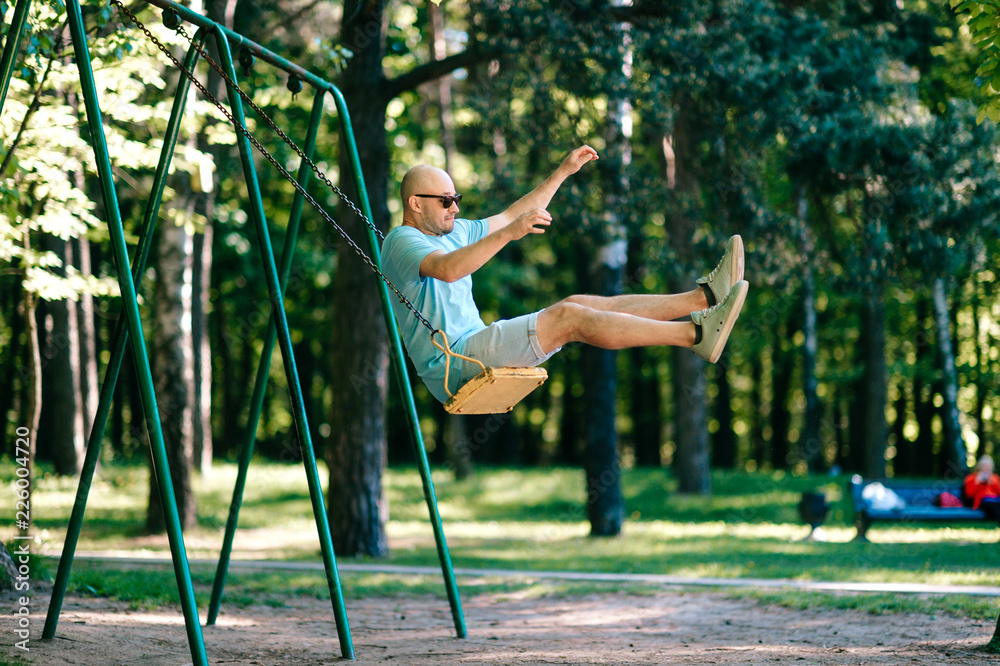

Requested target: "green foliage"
[
  {"left": 0, "top": 1, "right": 212, "bottom": 300},
  {"left": 1, "top": 0, "right": 998, "bottom": 490},
  {"left": 950, "top": 0, "right": 1000, "bottom": 123}
]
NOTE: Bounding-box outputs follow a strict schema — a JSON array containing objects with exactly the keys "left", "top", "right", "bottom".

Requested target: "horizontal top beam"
[{"left": 140, "top": 0, "right": 343, "bottom": 98}]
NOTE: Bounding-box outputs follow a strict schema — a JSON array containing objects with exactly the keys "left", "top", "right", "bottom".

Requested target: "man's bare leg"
[
  {"left": 559, "top": 290, "right": 708, "bottom": 323},
  {"left": 536, "top": 236, "right": 747, "bottom": 358},
  {"left": 536, "top": 302, "right": 697, "bottom": 353},
  {"left": 536, "top": 280, "right": 749, "bottom": 363}
]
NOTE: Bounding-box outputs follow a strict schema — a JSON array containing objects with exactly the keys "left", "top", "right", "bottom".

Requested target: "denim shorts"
[{"left": 447, "top": 310, "right": 560, "bottom": 396}]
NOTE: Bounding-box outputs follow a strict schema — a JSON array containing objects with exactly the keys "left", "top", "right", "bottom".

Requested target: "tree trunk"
[
  {"left": 72, "top": 235, "right": 99, "bottom": 451},
  {"left": 833, "top": 397, "right": 848, "bottom": 471},
  {"left": 427, "top": 0, "right": 456, "bottom": 173},
  {"left": 0, "top": 281, "right": 22, "bottom": 448},
  {"left": 21, "top": 230, "right": 41, "bottom": 536},
  {"left": 846, "top": 383, "right": 866, "bottom": 474},
  {"left": 711, "top": 363, "right": 736, "bottom": 469},
  {"left": 0, "top": 542, "right": 17, "bottom": 590},
  {"left": 217, "top": 296, "right": 251, "bottom": 458},
  {"left": 110, "top": 354, "right": 125, "bottom": 458},
  {"left": 861, "top": 288, "right": 887, "bottom": 479},
  {"left": 443, "top": 414, "right": 474, "bottom": 480},
  {"left": 630, "top": 347, "right": 663, "bottom": 466},
  {"left": 147, "top": 218, "right": 197, "bottom": 532},
  {"left": 770, "top": 313, "right": 793, "bottom": 470},
  {"left": 582, "top": 8, "right": 630, "bottom": 535},
  {"left": 326, "top": 0, "right": 391, "bottom": 557},
  {"left": 987, "top": 614, "right": 1000, "bottom": 654},
  {"left": 191, "top": 227, "right": 213, "bottom": 472},
  {"left": 556, "top": 358, "right": 584, "bottom": 466},
  {"left": 429, "top": 402, "right": 448, "bottom": 466},
  {"left": 797, "top": 189, "right": 822, "bottom": 473},
  {"left": 672, "top": 347, "right": 710, "bottom": 493},
  {"left": 627, "top": 237, "right": 663, "bottom": 467},
  {"left": 932, "top": 276, "right": 966, "bottom": 475},
  {"left": 191, "top": 0, "right": 235, "bottom": 465},
  {"left": 185, "top": 0, "right": 231, "bottom": 473},
  {"left": 583, "top": 341, "right": 624, "bottom": 534},
  {"left": 913, "top": 298, "right": 935, "bottom": 476},
  {"left": 891, "top": 389, "right": 910, "bottom": 476},
  {"left": 36, "top": 234, "right": 84, "bottom": 475},
  {"left": 665, "top": 106, "right": 711, "bottom": 493},
  {"left": 750, "top": 354, "right": 766, "bottom": 468},
  {"left": 971, "top": 288, "right": 987, "bottom": 460}
]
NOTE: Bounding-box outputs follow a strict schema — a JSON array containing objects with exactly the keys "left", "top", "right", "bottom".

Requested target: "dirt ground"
[{"left": 3, "top": 587, "right": 998, "bottom": 665}]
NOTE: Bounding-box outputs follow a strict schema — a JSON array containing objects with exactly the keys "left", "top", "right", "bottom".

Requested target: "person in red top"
[{"left": 963, "top": 455, "right": 1000, "bottom": 520}]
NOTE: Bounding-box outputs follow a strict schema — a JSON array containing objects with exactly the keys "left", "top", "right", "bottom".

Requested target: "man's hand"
[
  {"left": 558, "top": 145, "right": 599, "bottom": 176},
  {"left": 506, "top": 208, "right": 552, "bottom": 241},
  {"left": 485, "top": 146, "right": 596, "bottom": 235}
]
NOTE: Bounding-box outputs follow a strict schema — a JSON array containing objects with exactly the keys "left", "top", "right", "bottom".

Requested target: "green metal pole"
[
  {"left": 213, "top": 32, "right": 354, "bottom": 660},
  {"left": 63, "top": 2, "right": 208, "bottom": 664},
  {"left": 0, "top": 0, "right": 31, "bottom": 117},
  {"left": 207, "top": 91, "right": 325, "bottom": 626},
  {"left": 327, "top": 86, "right": 467, "bottom": 639},
  {"left": 43, "top": 29, "right": 208, "bottom": 640}
]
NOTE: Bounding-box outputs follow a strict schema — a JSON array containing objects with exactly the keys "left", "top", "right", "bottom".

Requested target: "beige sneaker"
[
  {"left": 697, "top": 235, "right": 744, "bottom": 306},
  {"left": 691, "top": 280, "right": 749, "bottom": 363}
]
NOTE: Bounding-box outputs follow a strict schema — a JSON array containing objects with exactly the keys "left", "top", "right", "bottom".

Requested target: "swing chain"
[
  {"left": 169, "top": 21, "right": 383, "bottom": 242},
  {"left": 113, "top": 1, "right": 437, "bottom": 334}
]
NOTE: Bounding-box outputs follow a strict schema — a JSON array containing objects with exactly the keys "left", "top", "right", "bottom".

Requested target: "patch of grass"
[
  {"left": 62, "top": 561, "right": 656, "bottom": 610},
  {"left": 67, "top": 565, "right": 213, "bottom": 610},
  {"left": 0, "top": 655, "right": 33, "bottom": 666},
  {"left": 3, "top": 461, "right": 999, "bottom": 620},
  {"left": 732, "top": 589, "right": 999, "bottom": 621}
]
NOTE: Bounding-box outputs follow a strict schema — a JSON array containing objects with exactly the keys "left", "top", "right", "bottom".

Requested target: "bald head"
[
  {"left": 400, "top": 164, "right": 460, "bottom": 235},
  {"left": 401, "top": 165, "right": 453, "bottom": 211}
]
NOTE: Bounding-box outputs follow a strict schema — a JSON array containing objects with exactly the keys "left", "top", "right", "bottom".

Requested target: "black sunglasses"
[{"left": 415, "top": 193, "right": 462, "bottom": 208}]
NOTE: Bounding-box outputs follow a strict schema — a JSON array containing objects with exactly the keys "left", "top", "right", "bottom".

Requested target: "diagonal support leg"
[
  {"left": 327, "top": 87, "right": 467, "bottom": 638},
  {"left": 213, "top": 32, "right": 354, "bottom": 660},
  {"left": 0, "top": 0, "right": 32, "bottom": 116},
  {"left": 42, "top": 28, "right": 209, "bottom": 641},
  {"left": 207, "top": 91, "right": 325, "bottom": 626},
  {"left": 62, "top": 3, "right": 208, "bottom": 664}
]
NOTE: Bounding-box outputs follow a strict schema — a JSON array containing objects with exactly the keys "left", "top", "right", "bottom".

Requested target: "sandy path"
[{"left": 3, "top": 588, "right": 997, "bottom": 665}]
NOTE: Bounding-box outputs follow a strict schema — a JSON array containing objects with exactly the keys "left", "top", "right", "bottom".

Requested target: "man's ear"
[{"left": 407, "top": 195, "right": 421, "bottom": 213}]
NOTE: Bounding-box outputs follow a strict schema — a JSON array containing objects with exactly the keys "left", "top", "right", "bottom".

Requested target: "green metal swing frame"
[{"left": 0, "top": 0, "right": 466, "bottom": 663}]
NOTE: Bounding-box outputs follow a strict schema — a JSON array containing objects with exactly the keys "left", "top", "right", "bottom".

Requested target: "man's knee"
[
  {"left": 562, "top": 294, "right": 600, "bottom": 309},
  {"left": 541, "top": 300, "right": 592, "bottom": 343}
]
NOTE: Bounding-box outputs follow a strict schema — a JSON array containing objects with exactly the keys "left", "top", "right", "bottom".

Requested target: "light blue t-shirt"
[{"left": 381, "top": 218, "right": 490, "bottom": 401}]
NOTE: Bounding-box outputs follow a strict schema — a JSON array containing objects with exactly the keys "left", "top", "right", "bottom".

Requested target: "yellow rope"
[{"left": 430, "top": 330, "right": 486, "bottom": 398}]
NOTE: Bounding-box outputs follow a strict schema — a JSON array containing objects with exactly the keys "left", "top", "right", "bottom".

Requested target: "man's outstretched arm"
[
  {"left": 419, "top": 209, "right": 552, "bottom": 283},
  {"left": 484, "top": 145, "right": 599, "bottom": 234},
  {"left": 419, "top": 146, "right": 598, "bottom": 283}
]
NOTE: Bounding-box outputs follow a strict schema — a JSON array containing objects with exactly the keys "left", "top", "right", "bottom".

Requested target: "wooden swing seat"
[{"left": 443, "top": 367, "right": 548, "bottom": 415}]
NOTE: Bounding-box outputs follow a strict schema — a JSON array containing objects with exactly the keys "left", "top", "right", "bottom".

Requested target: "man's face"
[{"left": 414, "top": 173, "right": 460, "bottom": 236}]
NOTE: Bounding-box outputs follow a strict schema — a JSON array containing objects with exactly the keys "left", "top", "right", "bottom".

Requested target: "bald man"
[{"left": 381, "top": 146, "right": 749, "bottom": 404}]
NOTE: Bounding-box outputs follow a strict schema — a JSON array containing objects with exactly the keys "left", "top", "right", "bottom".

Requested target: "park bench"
[{"left": 848, "top": 474, "right": 991, "bottom": 541}]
